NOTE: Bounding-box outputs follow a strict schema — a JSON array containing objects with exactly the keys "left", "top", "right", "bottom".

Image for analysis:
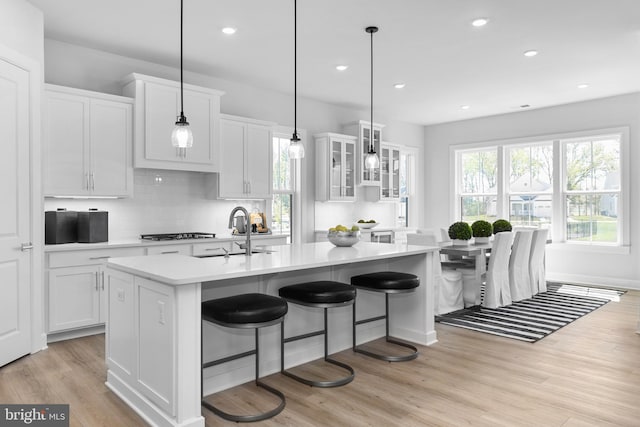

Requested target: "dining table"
[{"left": 439, "top": 241, "right": 493, "bottom": 306}]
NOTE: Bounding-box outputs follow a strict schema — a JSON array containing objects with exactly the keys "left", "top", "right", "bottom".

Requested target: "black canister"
[
  {"left": 45, "top": 209, "right": 78, "bottom": 244},
  {"left": 77, "top": 209, "right": 109, "bottom": 243}
]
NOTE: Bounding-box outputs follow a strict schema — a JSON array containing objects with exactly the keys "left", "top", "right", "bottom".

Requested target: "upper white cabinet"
[
  {"left": 343, "top": 120, "right": 385, "bottom": 186},
  {"left": 212, "top": 114, "right": 273, "bottom": 199},
  {"left": 122, "top": 73, "right": 224, "bottom": 173},
  {"left": 315, "top": 133, "right": 357, "bottom": 201},
  {"left": 44, "top": 84, "right": 133, "bottom": 197},
  {"left": 380, "top": 143, "right": 401, "bottom": 200}
]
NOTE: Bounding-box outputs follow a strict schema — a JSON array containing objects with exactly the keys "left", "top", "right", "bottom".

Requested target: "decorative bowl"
[
  {"left": 354, "top": 222, "right": 379, "bottom": 229},
  {"left": 327, "top": 230, "right": 361, "bottom": 247}
]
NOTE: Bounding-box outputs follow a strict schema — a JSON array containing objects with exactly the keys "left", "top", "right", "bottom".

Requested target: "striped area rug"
[{"left": 436, "top": 282, "right": 625, "bottom": 343}]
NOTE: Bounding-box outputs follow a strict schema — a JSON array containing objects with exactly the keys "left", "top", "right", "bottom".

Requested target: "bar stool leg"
[
  {"left": 202, "top": 327, "right": 286, "bottom": 423},
  {"left": 353, "top": 292, "right": 418, "bottom": 362}
]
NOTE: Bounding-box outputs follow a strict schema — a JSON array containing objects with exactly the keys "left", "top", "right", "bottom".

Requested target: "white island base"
[{"left": 105, "top": 242, "right": 438, "bottom": 427}]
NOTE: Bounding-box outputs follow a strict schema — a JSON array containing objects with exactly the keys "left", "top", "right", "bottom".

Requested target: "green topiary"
[
  {"left": 448, "top": 221, "right": 472, "bottom": 240},
  {"left": 471, "top": 220, "right": 493, "bottom": 237},
  {"left": 492, "top": 219, "right": 512, "bottom": 234}
]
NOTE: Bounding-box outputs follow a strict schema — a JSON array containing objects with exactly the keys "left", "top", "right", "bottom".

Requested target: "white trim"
[{"left": 546, "top": 272, "right": 639, "bottom": 291}]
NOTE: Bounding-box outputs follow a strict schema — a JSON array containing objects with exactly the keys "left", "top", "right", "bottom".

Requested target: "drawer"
[
  {"left": 48, "top": 247, "right": 145, "bottom": 268},
  {"left": 192, "top": 241, "right": 231, "bottom": 256},
  {"left": 146, "top": 244, "right": 192, "bottom": 256}
]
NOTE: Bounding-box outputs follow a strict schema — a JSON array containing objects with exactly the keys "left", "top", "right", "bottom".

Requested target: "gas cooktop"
[{"left": 140, "top": 232, "right": 216, "bottom": 241}]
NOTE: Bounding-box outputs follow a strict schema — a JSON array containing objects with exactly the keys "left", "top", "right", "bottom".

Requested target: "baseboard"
[
  {"left": 106, "top": 371, "right": 204, "bottom": 427},
  {"left": 47, "top": 325, "right": 105, "bottom": 343}
]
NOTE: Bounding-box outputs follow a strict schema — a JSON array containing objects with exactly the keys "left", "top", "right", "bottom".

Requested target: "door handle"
[
  {"left": 160, "top": 251, "right": 179, "bottom": 254},
  {"left": 89, "top": 256, "right": 111, "bottom": 260},
  {"left": 20, "top": 242, "right": 33, "bottom": 251}
]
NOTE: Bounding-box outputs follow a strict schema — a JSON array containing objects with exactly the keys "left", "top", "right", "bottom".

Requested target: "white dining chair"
[
  {"left": 482, "top": 231, "right": 514, "bottom": 309},
  {"left": 407, "top": 232, "right": 464, "bottom": 315},
  {"left": 529, "top": 228, "right": 548, "bottom": 294},
  {"left": 508, "top": 230, "right": 534, "bottom": 302}
]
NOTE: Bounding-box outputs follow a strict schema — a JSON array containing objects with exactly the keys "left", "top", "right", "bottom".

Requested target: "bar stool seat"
[
  {"left": 201, "top": 293, "right": 288, "bottom": 423},
  {"left": 279, "top": 281, "right": 356, "bottom": 387},
  {"left": 351, "top": 272, "right": 419, "bottom": 362}
]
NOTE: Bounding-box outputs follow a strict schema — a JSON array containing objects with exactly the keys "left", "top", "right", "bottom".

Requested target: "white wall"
[
  {"left": 43, "top": 39, "right": 425, "bottom": 242},
  {"left": 0, "top": 0, "right": 44, "bottom": 63},
  {"left": 423, "top": 93, "right": 640, "bottom": 289}
]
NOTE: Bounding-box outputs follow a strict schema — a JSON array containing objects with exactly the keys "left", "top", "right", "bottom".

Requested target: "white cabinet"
[
  {"left": 46, "top": 247, "right": 145, "bottom": 335},
  {"left": 380, "top": 144, "right": 401, "bottom": 200},
  {"left": 343, "top": 120, "right": 385, "bottom": 186},
  {"left": 315, "top": 133, "right": 357, "bottom": 201},
  {"left": 122, "top": 73, "right": 224, "bottom": 173},
  {"left": 214, "top": 114, "right": 273, "bottom": 199},
  {"left": 44, "top": 84, "right": 133, "bottom": 197}
]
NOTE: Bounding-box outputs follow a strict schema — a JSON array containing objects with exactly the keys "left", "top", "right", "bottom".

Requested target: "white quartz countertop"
[
  {"left": 44, "top": 233, "right": 289, "bottom": 252},
  {"left": 107, "top": 241, "right": 438, "bottom": 286}
]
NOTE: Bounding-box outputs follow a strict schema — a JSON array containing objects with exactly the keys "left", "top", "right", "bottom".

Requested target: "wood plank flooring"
[{"left": 1, "top": 289, "right": 638, "bottom": 427}]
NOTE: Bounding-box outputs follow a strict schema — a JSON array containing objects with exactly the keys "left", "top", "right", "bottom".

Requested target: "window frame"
[
  {"left": 450, "top": 126, "right": 629, "bottom": 251},
  {"left": 269, "top": 127, "right": 304, "bottom": 244}
]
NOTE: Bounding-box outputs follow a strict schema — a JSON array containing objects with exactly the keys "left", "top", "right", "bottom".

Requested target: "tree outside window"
[
  {"left": 272, "top": 136, "right": 292, "bottom": 235},
  {"left": 458, "top": 149, "right": 497, "bottom": 222}
]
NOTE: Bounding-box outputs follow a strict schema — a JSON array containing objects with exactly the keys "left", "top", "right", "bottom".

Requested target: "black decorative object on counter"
[
  {"left": 45, "top": 208, "right": 77, "bottom": 244},
  {"left": 77, "top": 209, "right": 108, "bottom": 243}
]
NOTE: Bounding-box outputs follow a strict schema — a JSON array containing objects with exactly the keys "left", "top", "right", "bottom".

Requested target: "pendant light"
[
  {"left": 288, "top": 0, "right": 305, "bottom": 159},
  {"left": 364, "top": 26, "right": 380, "bottom": 170},
  {"left": 171, "top": 0, "right": 193, "bottom": 150}
]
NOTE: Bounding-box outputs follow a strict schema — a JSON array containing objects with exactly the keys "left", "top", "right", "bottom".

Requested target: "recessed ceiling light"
[
  {"left": 335, "top": 65, "right": 348, "bottom": 71},
  {"left": 461, "top": 105, "right": 470, "bottom": 110},
  {"left": 394, "top": 83, "right": 406, "bottom": 89},
  {"left": 523, "top": 50, "right": 538, "bottom": 57},
  {"left": 577, "top": 83, "right": 589, "bottom": 89},
  {"left": 222, "top": 27, "right": 237, "bottom": 35},
  {"left": 471, "top": 18, "right": 489, "bottom": 27}
]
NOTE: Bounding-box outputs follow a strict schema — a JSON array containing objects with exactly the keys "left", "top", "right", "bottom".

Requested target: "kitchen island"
[{"left": 105, "top": 241, "right": 438, "bottom": 427}]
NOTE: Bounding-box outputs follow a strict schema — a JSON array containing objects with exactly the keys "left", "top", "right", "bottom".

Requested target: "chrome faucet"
[{"left": 228, "top": 206, "right": 251, "bottom": 256}]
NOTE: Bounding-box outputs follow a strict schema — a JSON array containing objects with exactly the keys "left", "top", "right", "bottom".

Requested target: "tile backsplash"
[{"left": 44, "top": 169, "right": 265, "bottom": 240}]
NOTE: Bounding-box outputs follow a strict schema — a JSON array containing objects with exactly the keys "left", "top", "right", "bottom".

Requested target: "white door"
[{"left": 0, "top": 57, "right": 31, "bottom": 367}]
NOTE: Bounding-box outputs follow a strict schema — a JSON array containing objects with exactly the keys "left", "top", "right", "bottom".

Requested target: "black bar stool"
[
  {"left": 351, "top": 272, "right": 419, "bottom": 362},
  {"left": 279, "top": 281, "right": 356, "bottom": 387},
  {"left": 201, "top": 293, "right": 288, "bottom": 422}
]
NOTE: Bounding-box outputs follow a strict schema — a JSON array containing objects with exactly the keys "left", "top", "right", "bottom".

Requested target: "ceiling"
[{"left": 28, "top": 0, "right": 640, "bottom": 125}]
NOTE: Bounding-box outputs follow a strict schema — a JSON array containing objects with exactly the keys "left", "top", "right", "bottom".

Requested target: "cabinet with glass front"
[
  {"left": 315, "top": 133, "right": 357, "bottom": 201},
  {"left": 343, "top": 120, "right": 385, "bottom": 186},
  {"left": 380, "top": 143, "right": 401, "bottom": 200}
]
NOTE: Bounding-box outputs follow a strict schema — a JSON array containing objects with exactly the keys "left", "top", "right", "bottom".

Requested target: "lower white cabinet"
[
  {"left": 46, "top": 247, "right": 145, "bottom": 334},
  {"left": 48, "top": 265, "right": 103, "bottom": 332}
]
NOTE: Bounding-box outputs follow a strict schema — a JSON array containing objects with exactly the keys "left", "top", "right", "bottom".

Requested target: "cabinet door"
[
  {"left": 245, "top": 124, "right": 272, "bottom": 198},
  {"left": 342, "top": 140, "right": 356, "bottom": 199},
  {"left": 48, "top": 265, "right": 101, "bottom": 332},
  {"left": 330, "top": 139, "right": 343, "bottom": 199},
  {"left": 143, "top": 81, "right": 181, "bottom": 163},
  {"left": 219, "top": 119, "right": 246, "bottom": 198},
  {"left": 90, "top": 99, "right": 133, "bottom": 196},
  {"left": 182, "top": 89, "right": 219, "bottom": 168},
  {"left": 44, "top": 92, "right": 90, "bottom": 195}
]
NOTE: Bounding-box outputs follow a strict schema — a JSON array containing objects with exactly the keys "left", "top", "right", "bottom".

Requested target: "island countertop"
[{"left": 107, "top": 241, "right": 438, "bottom": 286}]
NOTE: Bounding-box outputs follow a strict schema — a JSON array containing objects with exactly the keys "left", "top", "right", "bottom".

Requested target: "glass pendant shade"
[
  {"left": 171, "top": 115, "right": 193, "bottom": 148},
  {"left": 365, "top": 150, "right": 380, "bottom": 169},
  {"left": 289, "top": 133, "right": 305, "bottom": 159}
]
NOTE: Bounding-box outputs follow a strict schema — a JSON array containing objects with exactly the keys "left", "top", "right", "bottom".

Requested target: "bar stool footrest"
[
  {"left": 354, "top": 337, "right": 418, "bottom": 362},
  {"left": 282, "top": 357, "right": 355, "bottom": 388},
  {"left": 202, "top": 379, "right": 286, "bottom": 423}
]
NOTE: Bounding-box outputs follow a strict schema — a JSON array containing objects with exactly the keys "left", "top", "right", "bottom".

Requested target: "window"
[
  {"left": 457, "top": 148, "right": 498, "bottom": 222},
  {"left": 453, "top": 128, "right": 626, "bottom": 247},
  {"left": 563, "top": 135, "right": 620, "bottom": 243},
  {"left": 507, "top": 143, "right": 553, "bottom": 230},
  {"left": 271, "top": 135, "right": 292, "bottom": 236}
]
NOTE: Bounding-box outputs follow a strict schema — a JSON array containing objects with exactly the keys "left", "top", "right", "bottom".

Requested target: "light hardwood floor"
[{"left": 1, "top": 290, "right": 639, "bottom": 427}]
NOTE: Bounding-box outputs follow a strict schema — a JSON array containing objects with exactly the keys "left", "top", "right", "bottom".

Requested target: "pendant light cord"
[
  {"left": 293, "top": 0, "right": 298, "bottom": 138},
  {"left": 180, "top": 0, "right": 184, "bottom": 117},
  {"left": 370, "top": 28, "right": 373, "bottom": 152}
]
